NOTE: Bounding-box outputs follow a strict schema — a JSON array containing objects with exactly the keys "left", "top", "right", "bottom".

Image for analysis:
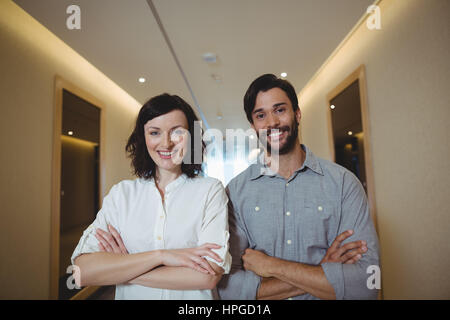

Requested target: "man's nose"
[{"left": 266, "top": 113, "right": 280, "bottom": 128}]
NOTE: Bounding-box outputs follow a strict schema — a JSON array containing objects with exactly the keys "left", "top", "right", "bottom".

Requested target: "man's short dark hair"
[
  {"left": 125, "top": 93, "right": 204, "bottom": 179},
  {"left": 243, "top": 74, "right": 299, "bottom": 123}
]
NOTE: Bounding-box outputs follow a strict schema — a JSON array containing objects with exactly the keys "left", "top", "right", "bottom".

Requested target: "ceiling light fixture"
[
  {"left": 330, "top": 105, "right": 336, "bottom": 109},
  {"left": 348, "top": 131, "right": 353, "bottom": 136},
  {"left": 68, "top": 131, "right": 73, "bottom": 136},
  {"left": 281, "top": 72, "right": 287, "bottom": 78},
  {"left": 138, "top": 77, "right": 146, "bottom": 83}
]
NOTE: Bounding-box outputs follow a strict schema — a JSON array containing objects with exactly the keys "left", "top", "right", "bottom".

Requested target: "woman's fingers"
[
  {"left": 96, "top": 228, "right": 120, "bottom": 253},
  {"left": 199, "top": 249, "right": 222, "bottom": 263},
  {"left": 95, "top": 233, "right": 113, "bottom": 253},
  {"left": 107, "top": 224, "right": 128, "bottom": 254},
  {"left": 191, "top": 256, "right": 215, "bottom": 275}
]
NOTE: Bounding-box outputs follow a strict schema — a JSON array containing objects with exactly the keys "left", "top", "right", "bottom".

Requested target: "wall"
[
  {"left": 0, "top": 0, "right": 140, "bottom": 299},
  {"left": 299, "top": 0, "right": 450, "bottom": 299}
]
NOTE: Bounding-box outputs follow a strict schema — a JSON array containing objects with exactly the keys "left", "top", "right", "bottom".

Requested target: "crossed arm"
[
  {"left": 245, "top": 230, "right": 367, "bottom": 300},
  {"left": 74, "top": 225, "right": 224, "bottom": 290}
]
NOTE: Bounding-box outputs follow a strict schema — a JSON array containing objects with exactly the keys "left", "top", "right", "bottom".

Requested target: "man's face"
[{"left": 251, "top": 87, "right": 301, "bottom": 155}]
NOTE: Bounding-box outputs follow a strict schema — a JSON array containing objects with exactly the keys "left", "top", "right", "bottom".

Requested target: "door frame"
[
  {"left": 326, "top": 65, "right": 378, "bottom": 232},
  {"left": 50, "top": 75, "right": 105, "bottom": 299}
]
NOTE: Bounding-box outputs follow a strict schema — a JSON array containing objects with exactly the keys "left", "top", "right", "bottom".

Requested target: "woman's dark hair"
[
  {"left": 243, "top": 74, "right": 299, "bottom": 123},
  {"left": 125, "top": 93, "right": 204, "bottom": 179}
]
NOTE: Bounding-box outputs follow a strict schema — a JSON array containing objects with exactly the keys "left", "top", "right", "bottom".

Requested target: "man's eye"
[
  {"left": 255, "top": 113, "right": 265, "bottom": 119},
  {"left": 275, "top": 108, "right": 285, "bottom": 113}
]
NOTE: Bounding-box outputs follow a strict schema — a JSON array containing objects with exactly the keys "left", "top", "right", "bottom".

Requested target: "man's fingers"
[
  {"left": 335, "top": 240, "right": 365, "bottom": 257},
  {"left": 330, "top": 230, "right": 353, "bottom": 250},
  {"left": 344, "top": 254, "right": 362, "bottom": 264},
  {"left": 98, "top": 241, "right": 106, "bottom": 252}
]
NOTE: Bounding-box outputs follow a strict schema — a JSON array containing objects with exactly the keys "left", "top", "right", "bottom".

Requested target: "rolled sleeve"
[
  {"left": 323, "top": 171, "right": 380, "bottom": 300},
  {"left": 198, "top": 181, "right": 232, "bottom": 274},
  {"left": 70, "top": 184, "right": 120, "bottom": 266}
]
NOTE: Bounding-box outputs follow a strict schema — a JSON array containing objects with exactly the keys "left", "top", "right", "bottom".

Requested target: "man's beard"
[{"left": 259, "top": 118, "right": 299, "bottom": 156}]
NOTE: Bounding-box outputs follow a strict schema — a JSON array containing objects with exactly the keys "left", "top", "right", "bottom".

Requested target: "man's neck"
[{"left": 268, "top": 142, "right": 306, "bottom": 180}]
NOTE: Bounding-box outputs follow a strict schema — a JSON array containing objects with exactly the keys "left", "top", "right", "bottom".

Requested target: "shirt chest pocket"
[
  {"left": 243, "top": 202, "right": 279, "bottom": 251},
  {"left": 296, "top": 200, "right": 337, "bottom": 245}
]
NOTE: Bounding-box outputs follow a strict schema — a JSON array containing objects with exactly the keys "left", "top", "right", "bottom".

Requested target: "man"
[{"left": 217, "top": 74, "right": 380, "bottom": 300}]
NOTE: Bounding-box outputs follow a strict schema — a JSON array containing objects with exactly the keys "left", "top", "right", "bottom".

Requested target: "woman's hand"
[
  {"left": 95, "top": 224, "right": 129, "bottom": 254},
  {"left": 161, "top": 243, "right": 223, "bottom": 275}
]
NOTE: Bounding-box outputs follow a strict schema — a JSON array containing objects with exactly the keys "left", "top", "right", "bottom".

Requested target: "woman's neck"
[{"left": 155, "top": 166, "right": 182, "bottom": 191}]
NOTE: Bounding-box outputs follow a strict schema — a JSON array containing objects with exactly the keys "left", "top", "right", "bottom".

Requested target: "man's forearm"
[
  {"left": 129, "top": 265, "right": 223, "bottom": 290},
  {"left": 74, "top": 250, "right": 162, "bottom": 287},
  {"left": 267, "top": 257, "right": 336, "bottom": 300},
  {"left": 257, "top": 277, "right": 305, "bottom": 300}
]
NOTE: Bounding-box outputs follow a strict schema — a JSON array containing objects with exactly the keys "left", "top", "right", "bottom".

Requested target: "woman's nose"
[{"left": 160, "top": 132, "right": 173, "bottom": 148}]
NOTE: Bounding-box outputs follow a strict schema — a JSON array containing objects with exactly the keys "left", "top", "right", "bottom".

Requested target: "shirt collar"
[
  {"left": 148, "top": 173, "right": 188, "bottom": 193},
  {"left": 250, "top": 144, "right": 323, "bottom": 180}
]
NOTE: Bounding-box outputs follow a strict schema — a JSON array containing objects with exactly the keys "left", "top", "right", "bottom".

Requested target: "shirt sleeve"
[
  {"left": 70, "top": 184, "right": 121, "bottom": 266},
  {"left": 217, "top": 184, "right": 262, "bottom": 300},
  {"left": 198, "top": 180, "right": 232, "bottom": 274},
  {"left": 321, "top": 170, "right": 380, "bottom": 300}
]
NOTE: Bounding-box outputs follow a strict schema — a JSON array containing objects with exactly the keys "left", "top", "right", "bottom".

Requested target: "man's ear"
[{"left": 295, "top": 108, "right": 301, "bottom": 123}]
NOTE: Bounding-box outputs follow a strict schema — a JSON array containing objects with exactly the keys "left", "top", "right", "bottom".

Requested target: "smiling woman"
[{"left": 70, "top": 94, "right": 231, "bottom": 300}]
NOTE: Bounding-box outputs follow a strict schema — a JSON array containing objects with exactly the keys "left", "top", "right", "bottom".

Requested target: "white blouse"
[{"left": 71, "top": 174, "right": 231, "bottom": 300}]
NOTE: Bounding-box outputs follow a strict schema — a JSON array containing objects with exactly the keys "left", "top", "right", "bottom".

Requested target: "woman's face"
[{"left": 143, "top": 109, "right": 189, "bottom": 173}]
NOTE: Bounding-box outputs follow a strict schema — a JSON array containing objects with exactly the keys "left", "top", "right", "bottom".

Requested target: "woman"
[{"left": 71, "top": 94, "right": 231, "bottom": 299}]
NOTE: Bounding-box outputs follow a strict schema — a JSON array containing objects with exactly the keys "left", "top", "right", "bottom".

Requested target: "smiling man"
[{"left": 217, "top": 74, "right": 380, "bottom": 300}]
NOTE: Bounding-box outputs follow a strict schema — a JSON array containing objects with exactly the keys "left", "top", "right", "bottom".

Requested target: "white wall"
[
  {"left": 299, "top": 0, "right": 450, "bottom": 299},
  {"left": 0, "top": 0, "right": 140, "bottom": 298}
]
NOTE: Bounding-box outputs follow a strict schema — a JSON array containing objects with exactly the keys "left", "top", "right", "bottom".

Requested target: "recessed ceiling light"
[
  {"left": 138, "top": 77, "right": 146, "bottom": 83},
  {"left": 330, "top": 105, "right": 336, "bottom": 109},
  {"left": 68, "top": 131, "right": 73, "bottom": 136},
  {"left": 348, "top": 131, "right": 353, "bottom": 136},
  {"left": 249, "top": 135, "right": 255, "bottom": 140},
  {"left": 281, "top": 72, "right": 287, "bottom": 78}
]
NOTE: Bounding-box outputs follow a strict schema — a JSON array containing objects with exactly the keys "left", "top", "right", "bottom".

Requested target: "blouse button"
[
  {"left": 255, "top": 206, "right": 260, "bottom": 212},
  {"left": 318, "top": 206, "right": 323, "bottom": 211},
  {"left": 157, "top": 236, "right": 162, "bottom": 241}
]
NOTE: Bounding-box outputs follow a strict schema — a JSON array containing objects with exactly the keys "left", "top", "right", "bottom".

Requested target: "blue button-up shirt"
[{"left": 218, "top": 144, "right": 380, "bottom": 300}]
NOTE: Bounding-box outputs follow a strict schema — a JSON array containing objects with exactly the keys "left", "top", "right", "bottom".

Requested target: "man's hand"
[
  {"left": 242, "top": 248, "right": 274, "bottom": 278},
  {"left": 320, "top": 230, "right": 367, "bottom": 264},
  {"left": 95, "top": 224, "right": 129, "bottom": 254}
]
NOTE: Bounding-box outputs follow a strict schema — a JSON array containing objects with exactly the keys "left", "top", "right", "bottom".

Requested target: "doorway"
[
  {"left": 50, "top": 76, "right": 104, "bottom": 299},
  {"left": 326, "top": 65, "right": 378, "bottom": 229}
]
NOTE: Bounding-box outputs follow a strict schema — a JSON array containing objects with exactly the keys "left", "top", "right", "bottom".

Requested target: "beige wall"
[
  {"left": 0, "top": 1, "right": 140, "bottom": 299},
  {"left": 299, "top": 0, "right": 450, "bottom": 299}
]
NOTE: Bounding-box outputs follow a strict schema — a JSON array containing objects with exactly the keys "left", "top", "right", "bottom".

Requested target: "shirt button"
[
  {"left": 318, "top": 206, "right": 323, "bottom": 211},
  {"left": 157, "top": 236, "right": 162, "bottom": 240},
  {"left": 286, "top": 183, "right": 289, "bottom": 187},
  {"left": 287, "top": 240, "right": 292, "bottom": 245},
  {"left": 160, "top": 215, "right": 164, "bottom": 219},
  {"left": 286, "top": 211, "right": 291, "bottom": 216},
  {"left": 255, "top": 206, "right": 260, "bottom": 212}
]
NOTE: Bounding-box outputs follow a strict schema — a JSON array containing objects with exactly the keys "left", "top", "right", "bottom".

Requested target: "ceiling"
[{"left": 13, "top": 0, "right": 373, "bottom": 133}]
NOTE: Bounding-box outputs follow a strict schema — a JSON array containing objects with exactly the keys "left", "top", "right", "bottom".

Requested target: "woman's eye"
[{"left": 149, "top": 131, "right": 159, "bottom": 136}]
